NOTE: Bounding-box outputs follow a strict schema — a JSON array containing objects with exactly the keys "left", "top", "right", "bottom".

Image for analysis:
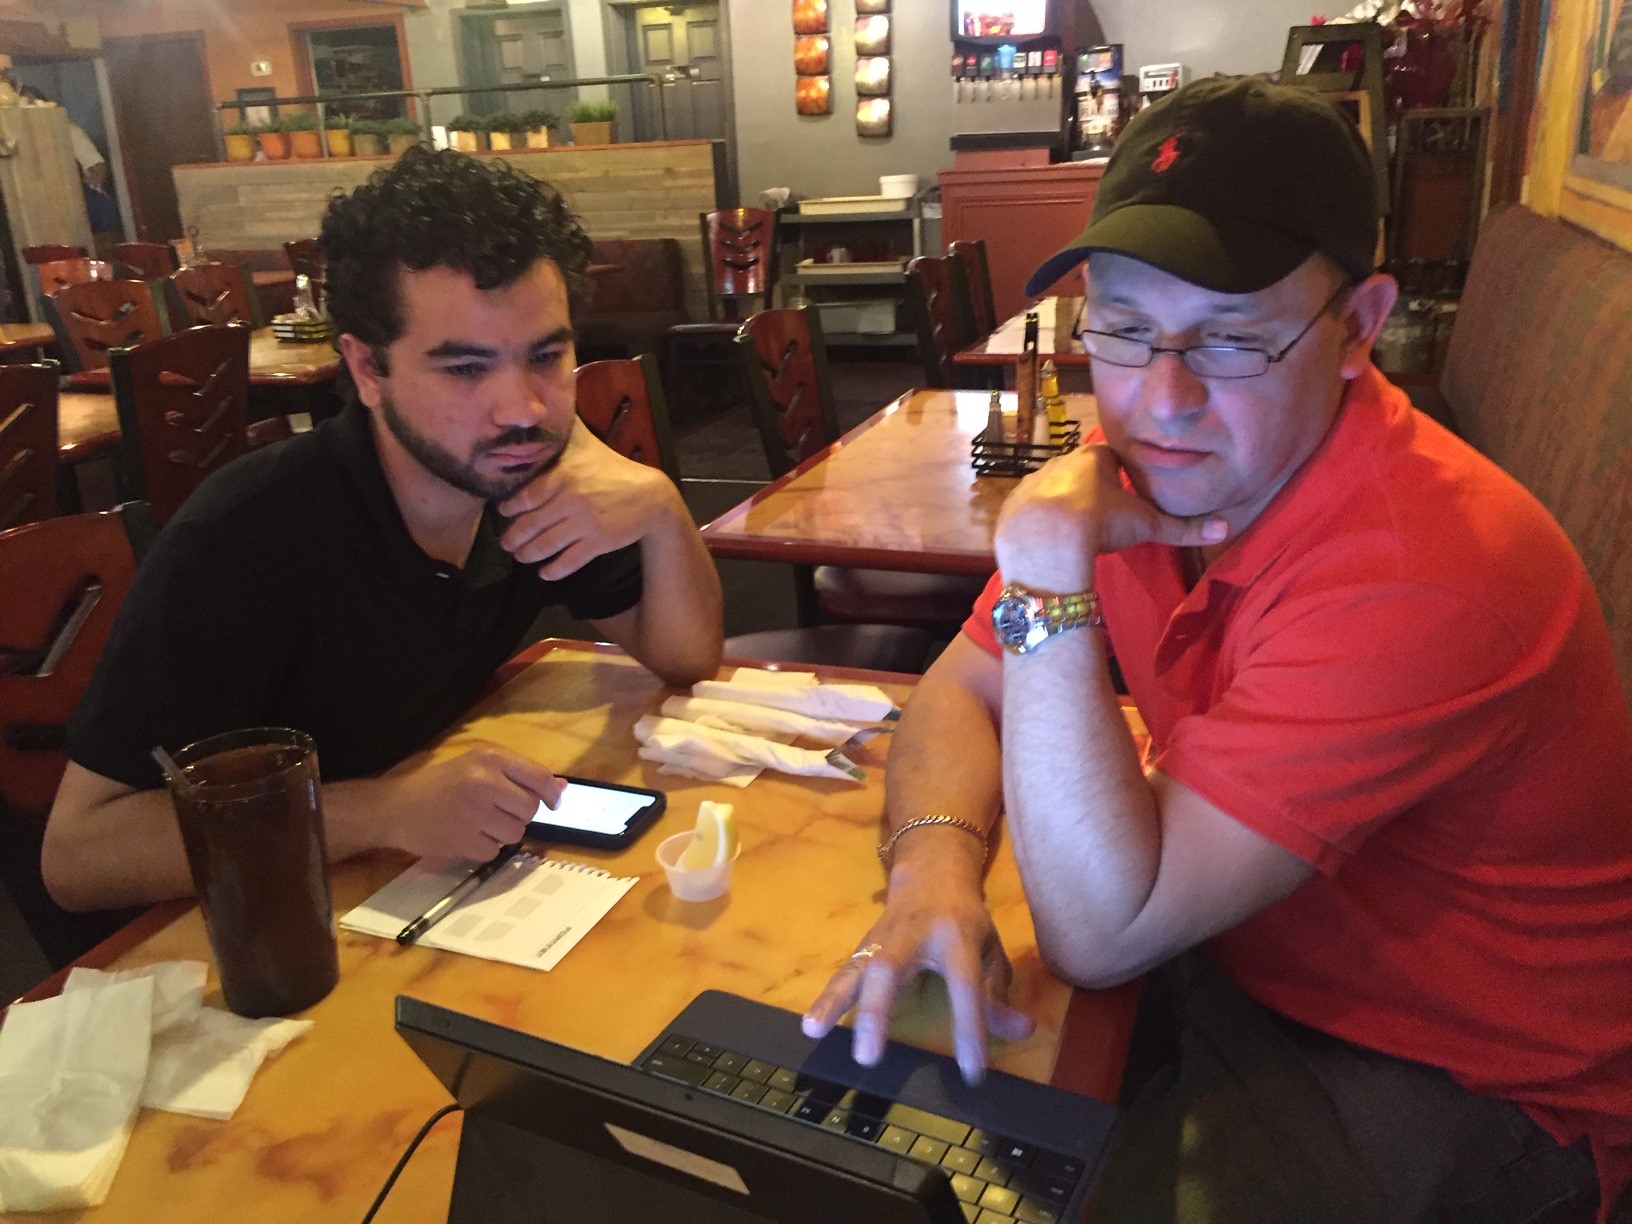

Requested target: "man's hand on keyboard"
[{"left": 801, "top": 840, "right": 1035, "bottom": 1085}]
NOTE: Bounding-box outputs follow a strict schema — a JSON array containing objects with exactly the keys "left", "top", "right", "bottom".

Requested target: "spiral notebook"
[{"left": 340, "top": 852, "right": 637, "bottom": 972}]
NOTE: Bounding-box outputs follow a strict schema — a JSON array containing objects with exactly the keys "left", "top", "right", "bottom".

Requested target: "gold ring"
[{"left": 850, "top": 943, "right": 883, "bottom": 963}]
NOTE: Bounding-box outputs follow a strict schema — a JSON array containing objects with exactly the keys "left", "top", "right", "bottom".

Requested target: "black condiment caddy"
[{"left": 971, "top": 421, "right": 1082, "bottom": 477}]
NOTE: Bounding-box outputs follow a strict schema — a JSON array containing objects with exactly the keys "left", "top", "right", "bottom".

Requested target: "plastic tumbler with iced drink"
[{"left": 166, "top": 727, "right": 339, "bottom": 1018}]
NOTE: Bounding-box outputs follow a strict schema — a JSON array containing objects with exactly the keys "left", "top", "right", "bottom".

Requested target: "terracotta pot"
[
  {"left": 526, "top": 128, "right": 551, "bottom": 148},
  {"left": 489, "top": 130, "right": 515, "bottom": 150},
  {"left": 224, "top": 133, "right": 255, "bottom": 162},
  {"left": 449, "top": 129, "right": 486, "bottom": 152},
  {"left": 289, "top": 130, "right": 322, "bottom": 159},
  {"left": 326, "top": 128, "right": 352, "bottom": 157},
  {"left": 351, "top": 132, "right": 386, "bottom": 156},
  {"left": 257, "top": 131, "right": 291, "bottom": 160},
  {"left": 387, "top": 133, "right": 417, "bottom": 155},
  {"left": 570, "top": 120, "right": 614, "bottom": 146}
]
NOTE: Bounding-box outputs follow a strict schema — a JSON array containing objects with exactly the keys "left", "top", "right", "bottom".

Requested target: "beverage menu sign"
[{"left": 956, "top": 0, "right": 1048, "bottom": 39}]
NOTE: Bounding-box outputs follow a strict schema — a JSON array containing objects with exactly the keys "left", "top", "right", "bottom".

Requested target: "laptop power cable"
[{"left": 360, "top": 1103, "right": 463, "bottom": 1224}]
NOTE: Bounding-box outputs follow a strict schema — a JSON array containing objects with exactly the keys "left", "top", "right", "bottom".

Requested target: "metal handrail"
[{"left": 213, "top": 75, "right": 667, "bottom": 160}]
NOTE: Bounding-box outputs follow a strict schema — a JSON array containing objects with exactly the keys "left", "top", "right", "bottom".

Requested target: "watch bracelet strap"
[
  {"left": 1044, "top": 589, "right": 1103, "bottom": 632},
  {"left": 876, "top": 814, "right": 988, "bottom": 866}
]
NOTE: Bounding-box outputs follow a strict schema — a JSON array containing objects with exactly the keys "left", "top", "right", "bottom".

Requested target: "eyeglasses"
[{"left": 1070, "top": 283, "right": 1353, "bottom": 380}]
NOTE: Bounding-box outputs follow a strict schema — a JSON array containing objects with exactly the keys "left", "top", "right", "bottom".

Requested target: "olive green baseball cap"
[{"left": 1027, "top": 76, "right": 1378, "bottom": 296}]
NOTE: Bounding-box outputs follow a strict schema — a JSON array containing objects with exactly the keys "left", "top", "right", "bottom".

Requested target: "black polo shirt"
[{"left": 69, "top": 402, "right": 642, "bottom": 790}]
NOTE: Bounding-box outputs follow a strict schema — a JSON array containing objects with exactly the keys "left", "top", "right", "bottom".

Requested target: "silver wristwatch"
[{"left": 991, "top": 583, "right": 1103, "bottom": 655}]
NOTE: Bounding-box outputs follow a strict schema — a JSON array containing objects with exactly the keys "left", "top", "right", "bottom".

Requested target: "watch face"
[{"left": 991, "top": 594, "right": 1035, "bottom": 652}]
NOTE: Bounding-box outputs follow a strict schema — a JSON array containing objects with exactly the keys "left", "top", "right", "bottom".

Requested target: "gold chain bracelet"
[{"left": 876, "top": 814, "right": 988, "bottom": 866}]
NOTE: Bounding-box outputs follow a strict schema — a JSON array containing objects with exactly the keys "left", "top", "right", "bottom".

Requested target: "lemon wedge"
[{"left": 678, "top": 801, "right": 738, "bottom": 870}]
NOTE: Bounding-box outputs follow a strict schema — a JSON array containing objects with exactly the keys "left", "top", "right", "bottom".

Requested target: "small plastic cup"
[{"left": 656, "top": 831, "right": 742, "bottom": 902}]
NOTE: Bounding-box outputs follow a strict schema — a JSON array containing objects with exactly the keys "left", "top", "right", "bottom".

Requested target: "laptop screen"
[{"left": 395, "top": 996, "right": 967, "bottom": 1224}]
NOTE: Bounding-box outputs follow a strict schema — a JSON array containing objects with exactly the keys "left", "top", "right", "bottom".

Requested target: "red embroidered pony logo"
[{"left": 1152, "top": 133, "right": 1184, "bottom": 172}]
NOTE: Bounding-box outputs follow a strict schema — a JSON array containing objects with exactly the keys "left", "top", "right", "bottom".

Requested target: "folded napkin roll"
[
  {"left": 691, "top": 679, "right": 898, "bottom": 723},
  {"left": 633, "top": 716, "right": 865, "bottom": 782},
  {"left": 659, "top": 695, "right": 867, "bottom": 747}
]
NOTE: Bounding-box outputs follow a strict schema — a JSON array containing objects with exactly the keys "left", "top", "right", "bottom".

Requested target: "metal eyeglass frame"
[{"left": 1069, "top": 282, "right": 1354, "bottom": 379}]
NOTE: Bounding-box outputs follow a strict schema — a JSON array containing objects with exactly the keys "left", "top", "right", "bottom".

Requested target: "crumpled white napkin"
[
  {"left": 659, "top": 695, "right": 871, "bottom": 747},
  {"left": 0, "top": 961, "right": 312, "bottom": 1211},
  {"left": 633, "top": 715, "right": 865, "bottom": 784},
  {"left": 693, "top": 674, "right": 899, "bottom": 723},
  {"left": 0, "top": 976, "right": 152, "bottom": 1212}
]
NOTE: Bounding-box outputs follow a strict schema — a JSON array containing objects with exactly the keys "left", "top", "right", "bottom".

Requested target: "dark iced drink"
[{"left": 169, "top": 728, "right": 339, "bottom": 1017}]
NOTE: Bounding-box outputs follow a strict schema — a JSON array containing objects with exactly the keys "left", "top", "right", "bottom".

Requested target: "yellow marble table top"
[
  {"left": 16, "top": 641, "right": 1134, "bottom": 1222},
  {"left": 701, "top": 388, "right": 1100, "bottom": 577}
]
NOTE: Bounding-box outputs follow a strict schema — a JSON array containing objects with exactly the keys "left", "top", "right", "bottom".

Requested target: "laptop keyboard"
[{"left": 640, "top": 1031, "right": 1086, "bottom": 1224}]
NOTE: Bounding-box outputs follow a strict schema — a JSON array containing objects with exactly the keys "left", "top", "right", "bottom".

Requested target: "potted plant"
[
  {"left": 324, "top": 112, "right": 352, "bottom": 157},
  {"left": 385, "top": 116, "right": 421, "bottom": 155},
  {"left": 349, "top": 118, "right": 387, "bottom": 157},
  {"left": 520, "top": 109, "right": 556, "bottom": 149},
  {"left": 255, "top": 120, "right": 291, "bottom": 161},
  {"left": 568, "top": 100, "right": 616, "bottom": 146},
  {"left": 223, "top": 120, "right": 255, "bottom": 162},
  {"left": 485, "top": 112, "right": 529, "bottom": 151},
  {"left": 282, "top": 111, "right": 322, "bottom": 159},
  {"left": 447, "top": 114, "right": 486, "bottom": 153}
]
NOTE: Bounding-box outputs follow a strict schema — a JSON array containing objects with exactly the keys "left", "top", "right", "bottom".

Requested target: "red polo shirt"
[{"left": 966, "top": 366, "right": 1632, "bottom": 1214}]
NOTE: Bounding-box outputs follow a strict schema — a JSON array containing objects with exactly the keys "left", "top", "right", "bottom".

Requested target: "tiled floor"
[{"left": 1, "top": 354, "right": 927, "bottom": 1003}]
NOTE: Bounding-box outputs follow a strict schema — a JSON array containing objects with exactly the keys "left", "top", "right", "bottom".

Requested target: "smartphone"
[{"left": 527, "top": 776, "right": 666, "bottom": 851}]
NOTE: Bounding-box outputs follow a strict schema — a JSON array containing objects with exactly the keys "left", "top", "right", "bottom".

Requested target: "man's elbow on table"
[{"left": 1034, "top": 934, "right": 1154, "bottom": 993}]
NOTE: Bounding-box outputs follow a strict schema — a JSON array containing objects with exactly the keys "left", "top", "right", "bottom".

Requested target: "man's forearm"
[
  {"left": 1000, "top": 625, "right": 1160, "bottom": 985},
  {"left": 622, "top": 485, "right": 723, "bottom": 686},
  {"left": 880, "top": 644, "right": 1004, "bottom": 888},
  {"left": 45, "top": 771, "right": 396, "bottom": 912}
]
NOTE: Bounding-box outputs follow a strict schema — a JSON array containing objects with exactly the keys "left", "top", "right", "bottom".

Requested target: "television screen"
[{"left": 955, "top": 0, "right": 1051, "bottom": 40}]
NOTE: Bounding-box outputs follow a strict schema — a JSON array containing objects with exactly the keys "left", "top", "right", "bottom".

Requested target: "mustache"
[{"left": 479, "top": 425, "right": 569, "bottom": 453}]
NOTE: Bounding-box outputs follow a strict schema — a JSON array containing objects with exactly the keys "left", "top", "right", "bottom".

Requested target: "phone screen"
[{"left": 530, "top": 780, "right": 657, "bottom": 836}]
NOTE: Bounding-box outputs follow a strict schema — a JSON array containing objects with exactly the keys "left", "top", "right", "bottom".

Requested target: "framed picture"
[
  {"left": 234, "top": 86, "right": 279, "bottom": 127},
  {"left": 1561, "top": 0, "right": 1632, "bottom": 246},
  {"left": 1280, "top": 25, "right": 1388, "bottom": 214},
  {"left": 857, "top": 97, "right": 891, "bottom": 138},
  {"left": 855, "top": 56, "right": 891, "bottom": 96},
  {"left": 1326, "top": 90, "right": 1374, "bottom": 152},
  {"left": 795, "top": 35, "right": 830, "bottom": 76},
  {"left": 793, "top": 0, "right": 828, "bottom": 35},
  {"left": 796, "top": 75, "right": 832, "bottom": 116},
  {"left": 855, "top": 15, "right": 891, "bottom": 56},
  {"left": 856, "top": 0, "right": 890, "bottom": 11}
]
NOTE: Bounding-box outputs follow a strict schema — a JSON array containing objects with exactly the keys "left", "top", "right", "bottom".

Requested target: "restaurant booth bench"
[{"left": 1425, "top": 204, "right": 1632, "bottom": 699}]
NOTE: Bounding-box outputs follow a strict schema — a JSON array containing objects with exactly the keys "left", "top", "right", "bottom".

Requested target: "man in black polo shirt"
[{"left": 43, "top": 147, "right": 723, "bottom": 910}]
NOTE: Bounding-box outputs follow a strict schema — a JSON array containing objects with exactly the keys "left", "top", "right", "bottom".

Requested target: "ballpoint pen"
[{"left": 396, "top": 842, "right": 522, "bottom": 947}]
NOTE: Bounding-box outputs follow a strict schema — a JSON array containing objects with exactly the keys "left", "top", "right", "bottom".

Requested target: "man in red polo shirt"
[{"left": 804, "top": 78, "right": 1632, "bottom": 1223}]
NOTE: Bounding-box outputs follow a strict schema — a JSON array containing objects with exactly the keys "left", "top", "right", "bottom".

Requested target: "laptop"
[{"left": 397, "top": 989, "right": 1118, "bottom": 1224}]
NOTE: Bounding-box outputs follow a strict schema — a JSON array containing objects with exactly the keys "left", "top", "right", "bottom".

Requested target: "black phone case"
[{"left": 526, "top": 775, "right": 667, "bottom": 851}]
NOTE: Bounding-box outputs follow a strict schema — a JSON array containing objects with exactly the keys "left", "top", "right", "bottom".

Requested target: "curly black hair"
[{"left": 318, "top": 145, "right": 592, "bottom": 364}]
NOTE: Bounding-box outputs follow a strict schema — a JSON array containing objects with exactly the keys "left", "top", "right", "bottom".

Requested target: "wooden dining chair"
[
  {"left": 904, "top": 254, "right": 982, "bottom": 390},
  {"left": 667, "top": 207, "right": 780, "bottom": 423},
  {"left": 111, "top": 240, "right": 180, "bottom": 279},
  {"left": 34, "top": 257, "right": 115, "bottom": 297},
  {"left": 21, "top": 243, "right": 86, "bottom": 266},
  {"left": 735, "top": 305, "right": 987, "bottom": 633},
  {"left": 110, "top": 324, "right": 254, "bottom": 524},
  {"left": 48, "top": 278, "right": 173, "bottom": 375},
  {"left": 0, "top": 364, "right": 61, "bottom": 531},
  {"left": 574, "top": 353, "right": 680, "bottom": 483},
  {"left": 948, "top": 238, "right": 998, "bottom": 336},
  {"left": 0, "top": 503, "right": 148, "bottom": 965},
  {"left": 169, "top": 261, "right": 264, "bottom": 328}
]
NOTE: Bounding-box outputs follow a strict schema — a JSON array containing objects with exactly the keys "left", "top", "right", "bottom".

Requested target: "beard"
[{"left": 379, "top": 390, "right": 569, "bottom": 502}]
